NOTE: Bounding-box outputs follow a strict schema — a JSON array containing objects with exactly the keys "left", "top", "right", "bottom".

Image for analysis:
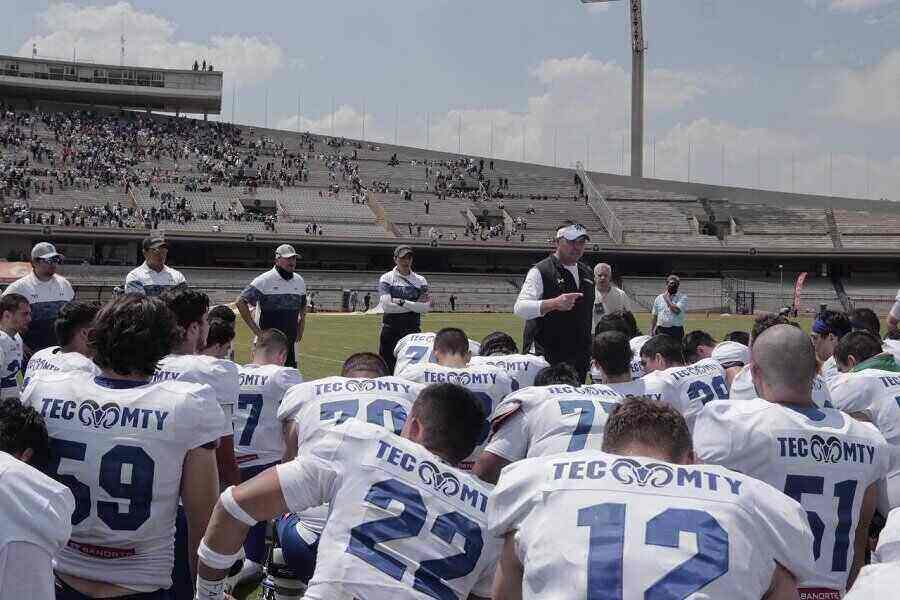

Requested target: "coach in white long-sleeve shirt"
[{"left": 377, "top": 245, "right": 431, "bottom": 373}]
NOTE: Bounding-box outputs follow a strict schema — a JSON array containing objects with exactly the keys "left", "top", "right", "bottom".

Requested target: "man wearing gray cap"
[
  {"left": 124, "top": 234, "right": 187, "bottom": 296},
  {"left": 514, "top": 222, "right": 594, "bottom": 381},
  {"left": 2, "top": 242, "right": 74, "bottom": 358},
  {"left": 236, "top": 244, "right": 307, "bottom": 369},
  {"left": 378, "top": 245, "right": 431, "bottom": 373}
]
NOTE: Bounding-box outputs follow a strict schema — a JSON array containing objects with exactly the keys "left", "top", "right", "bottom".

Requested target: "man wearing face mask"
[
  {"left": 650, "top": 273, "right": 688, "bottom": 340},
  {"left": 236, "top": 244, "right": 307, "bottom": 370},
  {"left": 514, "top": 222, "right": 595, "bottom": 382}
]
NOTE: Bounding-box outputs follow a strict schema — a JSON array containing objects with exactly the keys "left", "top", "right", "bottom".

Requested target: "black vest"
[{"left": 532, "top": 254, "right": 595, "bottom": 361}]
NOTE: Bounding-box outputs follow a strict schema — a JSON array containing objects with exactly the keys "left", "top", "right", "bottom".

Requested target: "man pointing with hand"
[{"left": 514, "top": 222, "right": 594, "bottom": 382}]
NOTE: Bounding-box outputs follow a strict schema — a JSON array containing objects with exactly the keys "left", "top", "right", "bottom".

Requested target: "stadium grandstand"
[{"left": 1, "top": 66, "right": 900, "bottom": 315}]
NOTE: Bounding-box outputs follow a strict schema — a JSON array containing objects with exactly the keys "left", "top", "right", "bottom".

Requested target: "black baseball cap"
[
  {"left": 394, "top": 245, "right": 414, "bottom": 258},
  {"left": 142, "top": 234, "right": 167, "bottom": 251}
]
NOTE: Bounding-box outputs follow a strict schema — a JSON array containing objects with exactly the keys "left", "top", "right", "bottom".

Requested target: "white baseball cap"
[
  {"left": 31, "top": 241, "right": 63, "bottom": 261},
  {"left": 556, "top": 224, "right": 590, "bottom": 241},
  {"left": 874, "top": 507, "right": 900, "bottom": 563},
  {"left": 275, "top": 244, "right": 298, "bottom": 259},
  {"left": 711, "top": 341, "right": 750, "bottom": 368}
]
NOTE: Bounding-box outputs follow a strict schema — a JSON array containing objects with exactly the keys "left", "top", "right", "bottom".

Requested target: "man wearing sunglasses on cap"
[
  {"left": 2, "top": 242, "right": 74, "bottom": 361},
  {"left": 124, "top": 234, "right": 187, "bottom": 297},
  {"left": 514, "top": 222, "right": 594, "bottom": 382}
]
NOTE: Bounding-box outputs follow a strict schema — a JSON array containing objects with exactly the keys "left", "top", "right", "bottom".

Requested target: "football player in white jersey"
[
  {"left": 397, "top": 327, "right": 516, "bottom": 468},
  {"left": 729, "top": 314, "right": 835, "bottom": 408},
  {"left": 695, "top": 325, "right": 891, "bottom": 596},
  {"left": 474, "top": 363, "right": 624, "bottom": 484},
  {"left": 393, "top": 330, "right": 481, "bottom": 375},
  {"left": 233, "top": 329, "right": 303, "bottom": 584},
  {"left": 711, "top": 339, "right": 750, "bottom": 387},
  {"left": 152, "top": 288, "right": 239, "bottom": 600},
  {"left": 0, "top": 293, "right": 30, "bottom": 400},
  {"left": 829, "top": 331, "right": 900, "bottom": 514},
  {"left": 20, "top": 295, "right": 225, "bottom": 599},
  {"left": 489, "top": 397, "right": 817, "bottom": 600},
  {"left": 640, "top": 333, "right": 728, "bottom": 428},
  {"left": 812, "top": 309, "right": 853, "bottom": 383},
  {"left": 0, "top": 399, "right": 75, "bottom": 599},
  {"left": 196, "top": 383, "right": 500, "bottom": 600},
  {"left": 274, "top": 352, "right": 423, "bottom": 583},
  {"left": 845, "top": 507, "right": 900, "bottom": 597},
  {"left": 591, "top": 311, "right": 647, "bottom": 382},
  {"left": 468, "top": 331, "right": 548, "bottom": 389},
  {"left": 23, "top": 301, "right": 100, "bottom": 388}
]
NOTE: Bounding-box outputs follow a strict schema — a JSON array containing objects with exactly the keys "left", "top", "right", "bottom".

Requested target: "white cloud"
[
  {"left": 825, "top": 49, "right": 900, "bottom": 124},
  {"left": 829, "top": 0, "right": 896, "bottom": 12},
  {"left": 19, "top": 2, "right": 284, "bottom": 87}
]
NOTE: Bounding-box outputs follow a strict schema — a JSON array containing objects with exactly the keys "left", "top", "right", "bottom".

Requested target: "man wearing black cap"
[
  {"left": 124, "top": 234, "right": 187, "bottom": 296},
  {"left": 514, "top": 222, "right": 594, "bottom": 382},
  {"left": 2, "top": 242, "right": 74, "bottom": 359},
  {"left": 236, "top": 244, "right": 307, "bottom": 369},
  {"left": 378, "top": 245, "right": 431, "bottom": 373}
]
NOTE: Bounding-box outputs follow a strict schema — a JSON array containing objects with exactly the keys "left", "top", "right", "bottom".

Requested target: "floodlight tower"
[{"left": 581, "top": 0, "right": 645, "bottom": 178}]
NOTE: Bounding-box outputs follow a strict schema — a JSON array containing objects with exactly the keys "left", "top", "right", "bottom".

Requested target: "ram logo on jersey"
[
  {"left": 37, "top": 397, "right": 169, "bottom": 431},
  {"left": 375, "top": 439, "right": 489, "bottom": 512},
  {"left": 418, "top": 371, "right": 502, "bottom": 386},
  {"left": 313, "top": 379, "right": 414, "bottom": 395},
  {"left": 546, "top": 384, "right": 621, "bottom": 399},
  {"left": 551, "top": 456, "right": 743, "bottom": 494},
  {"left": 777, "top": 435, "right": 877, "bottom": 465}
]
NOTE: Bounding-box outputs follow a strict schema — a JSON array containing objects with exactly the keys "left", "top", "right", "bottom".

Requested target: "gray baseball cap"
[
  {"left": 394, "top": 245, "right": 414, "bottom": 258},
  {"left": 275, "top": 244, "right": 299, "bottom": 258},
  {"left": 31, "top": 241, "right": 63, "bottom": 261}
]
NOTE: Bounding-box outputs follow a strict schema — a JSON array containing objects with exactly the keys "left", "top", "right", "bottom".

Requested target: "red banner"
[
  {"left": 793, "top": 272, "right": 809, "bottom": 312},
  {"left": 0, "top": 262, "right": 30, "bottom": 284}
]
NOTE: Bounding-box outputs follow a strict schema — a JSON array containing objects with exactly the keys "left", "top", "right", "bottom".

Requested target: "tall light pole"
[
  {"left": 582, "top": 0, "right": 645, "bottom": 178},
  {"left": 778, "top": 264, "right": 784, "bottom": 309}
]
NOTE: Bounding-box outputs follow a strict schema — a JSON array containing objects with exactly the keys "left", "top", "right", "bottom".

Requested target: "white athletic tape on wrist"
[
  {"left": 221, "top": 485, "right": 258, "bottom": 527},
  {"left": 195, "top": 574, "right": 228, "bottom": 600},
  {"left": 197, "top": 539, "right": 245, "bottom": 571}
]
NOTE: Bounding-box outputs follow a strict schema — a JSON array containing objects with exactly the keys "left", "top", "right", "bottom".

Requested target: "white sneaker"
[{"left": 234, "top": 559, "right": 264, "bottom": 586}]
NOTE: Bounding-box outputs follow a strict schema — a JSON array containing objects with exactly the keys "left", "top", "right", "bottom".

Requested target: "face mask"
[
  {"left": 589, "top": 365, "right": 604, "bottom": 384},
  {"left": 668, "top": 283, "right": 679, "bottom": 294}
]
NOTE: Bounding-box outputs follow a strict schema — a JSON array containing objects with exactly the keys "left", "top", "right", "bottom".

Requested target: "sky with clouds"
[{"left": 5, "top": 0, "right": 900, "bottom": 199}]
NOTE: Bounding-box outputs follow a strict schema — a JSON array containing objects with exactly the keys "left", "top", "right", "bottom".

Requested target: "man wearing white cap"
[
  {"left": 124, "top": 234, "right": 187, "bottom": 297},
  {"left": 2, "top": 242, "right": 74, "bottom": 359},
  {"left": 514, "top": 222, "right": 594, "bottom": 382},
  {"left": 236, "top": 244, "right": 307, "bottom": 369}
]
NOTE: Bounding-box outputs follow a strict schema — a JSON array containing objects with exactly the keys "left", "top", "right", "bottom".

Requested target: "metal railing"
[{"left": 575, "top": 162, "right": 624, "bottom": 243}]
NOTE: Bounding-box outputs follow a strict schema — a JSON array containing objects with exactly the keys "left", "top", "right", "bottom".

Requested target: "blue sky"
[{"left": 6, "top": 0, "right": 900, "bottom": 198}]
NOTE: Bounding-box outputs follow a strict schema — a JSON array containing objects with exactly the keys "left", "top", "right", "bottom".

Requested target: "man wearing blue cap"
[
  {"left": 2, "top": 241, "right": 74, "bottom": 359},
  {"left": 514, "top": 222, "right": 594, "bottom": 382}
]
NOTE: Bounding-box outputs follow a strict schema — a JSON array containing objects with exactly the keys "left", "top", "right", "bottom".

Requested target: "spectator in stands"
[
  {"left": 514, "top": 223, "right": 594, "bottom": 382},
  {"left": 650, "top": 274, "right": 688, "bottom": 340},
  {"left": 378, "top": 245, "right": 431, "bottom": 373},
  {"left": 235, "top": 244, "right": 307, "bottom": 369},
  {"left": 124, "top": 234, "right": 187, "bottom": 297},
  {"left": 850, "top": 307, "right": 881, "bottom": 336},
  {"left": 591, "top": 263, "right": 631, "bottom": 334},
  {"left": 1, "top": 242, "right": 74, "bottom": 361}
]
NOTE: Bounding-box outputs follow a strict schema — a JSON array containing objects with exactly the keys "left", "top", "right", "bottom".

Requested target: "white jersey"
[
  {"left": 488, "top": 449, "right": 817, "bottom": 600},
  {"left": 643, "top": 358, "right": 728, "bottom": 430},
  {"left": 393, "top": 332, "right": 481, "bottom": 375},
  {"left": 234, "top": 364, "right": 303, "bottom": 468},
  {"left": 469, "top": 353, "right": 549, "bottom": 389},
  {"left": 0, "top": 449, "right": 74, "bottom": 577},
  {"left": 124, "top": 262, "right": 186, "bottom": 297},
  {"left": 0, "top": 330, "right": 23, "bottom": 400},
  {"left": 694, "top": 399, "right": 891, "bottom": 592},
  {"left": 603, "top": 377, "right": 696, "bottom": 424},
  {"left": 277, "top": 375, "right": 425, "bottom": 533},
  {"left": 23, "top": 346, "right": 99, "bottom": 388},
  {"left": 2, "top": 272, "right": 74, "bottom": 352},
  {"left": 397, "top": 362, "right": 516, "bottom": 467},
  {"left": 731, "top": 364, "right": 834, "bottom": 408},
  {"left": 844, "top": 564, "right": 900, "bottom": 598},
  {"left": 276, "top": 420, "right": 501, "bottom": 600},
  {"left": 21, "top": 370, "right": 225, "bottom": 591},
  {"left": 821, "top": 355, "right": 840, "bottom": 383},
  {"left": 486, "top": 384, "right": 624, "bottom": 461},
  {"left": 630, "top": 334, "right": 651, "bottom": 380},
  {"left": 152, "top": 354, "right": 239, "bottom": 437},
  {"left": 829, "top": 370, "right": 900, "bottom": 445}
]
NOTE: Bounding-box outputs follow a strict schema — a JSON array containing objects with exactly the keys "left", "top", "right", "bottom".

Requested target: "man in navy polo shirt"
[{"left": 236, "top": 244, "right": 307, "bottom": 370}]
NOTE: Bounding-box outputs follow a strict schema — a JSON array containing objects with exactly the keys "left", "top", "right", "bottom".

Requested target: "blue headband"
[{"left": 813, "top": 318, "right": 850, "bottom": 338}]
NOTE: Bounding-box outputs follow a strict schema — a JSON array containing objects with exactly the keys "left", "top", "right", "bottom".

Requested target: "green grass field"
[
  {"left": 230, "top": 310, "right": 824, "bottom": 599},
  {"left": 233, "top": 311, "right": 821, "bottom": 381}
]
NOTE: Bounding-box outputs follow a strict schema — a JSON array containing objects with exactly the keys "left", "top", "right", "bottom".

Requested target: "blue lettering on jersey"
[
  {"left": 669, "top": 363, "right": 721, "bottom": 382},
  {"left": 482, "top": 359, "right": 532, "bottom": 373},
  {"left": 39, "top": 398, "right": 169, "bottom": 431},
  {"left": 776, "top": 435, "right": 876, "bottom": 464},
  {"left": 374, "top": 439, "right": 489, "bottom": 513},
  {"left": 151, "top": 370, "right": 181, "bottom": 383},
  {"left": 420, "top": 371, "right": 498, "bottom": 385},
  {"left": 552, "top": 457, "right": 742, "bottom": 495},
  {"left": 547, "top": 385, "right": 621, "bottom": 398},
  {"left": 879, "top": 376, "right": 900, "bottom": 388},
  {"left": 314, "top": 379, "right": 412, "bottom": 396},
  {"left": 27, "top": 356, "right": 62, "bottom": 374},
  {"left": 239, "top": 373, "right": 269, "bottom": 387}
]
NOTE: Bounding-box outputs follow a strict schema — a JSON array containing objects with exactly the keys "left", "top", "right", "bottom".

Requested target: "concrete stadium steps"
[
  {"left": 374, "top": 192, "right": 470, "bottom": 229},
  {"left": 275, "top": 222, "right": 390, "bottom": 238},
  {"left": 621, "top": 232, "right": 726, "bottom": 248},
  {"left": 273, "top": 190, "right": 378, "bottom": 224},
  {"left": 499, "top": 195, "right": 612, "bottom": 242},
  {"left": 833, "top": 209, "right": 900, "bottom": 233},
  {"left": 714, "top": 201, "right": 829, "bottom": 235},
  {"left": 724, "top": 233, "right": 834, "bottom": 249},
  {"left": 28, "top": 185, "right": 129, "bottom": 210},
  {"left": 157, "top": 219, "right": 267, "bottom": 234},
  {"left": 841, "top": 236, "right": 900, "bottom": 250},
  {"left": 606, "top": 200, "right": 698, "bottom": 234}
]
